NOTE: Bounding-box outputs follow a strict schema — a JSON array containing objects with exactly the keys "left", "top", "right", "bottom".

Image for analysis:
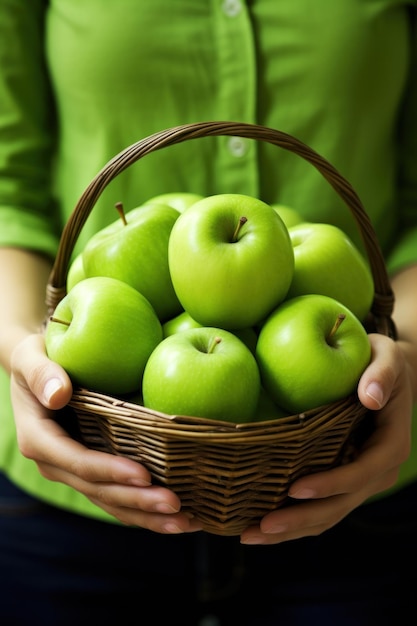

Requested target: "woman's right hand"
[{"left": 10, "top": 332, "right": 202, "bottom": 534}]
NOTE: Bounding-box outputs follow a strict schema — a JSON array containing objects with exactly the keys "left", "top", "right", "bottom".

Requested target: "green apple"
[
  {"left": 82, "top": 202, "right": 182, "bottom": 322},
  {"left": 271, "top": 204, "right": 304, "bottom": 228},
  {"left": 45, "top": 276, "right": 163, "bottom": 395},
  {"left": 145, "top": 192, "right": 204, "bottom": 213},
  {"left": 168, "top": 194, "right": 295, "bottom": 330},
  {"left": 287, "top": 222, "right": 374, "bottom": 321},
  {"left": 66, "top": 252, "right": 86, "bottom": 292},
  {"left": 253, "top": 387, "right": 290, "bottom": 422},
  {"left": 163, "top": 311, "right": 258, "bottom": 354},
  {"left": 162, "top": 310, "right": 202, "bottom": 337},
  {"left": 142, "top": 327, "right": 261, "bottom": 423},
  {"left": 233, "top": 327, "right": 258, "bottom": 354},
  {"left": 255, "top": 294, "right": 371, "bottom": 413}
]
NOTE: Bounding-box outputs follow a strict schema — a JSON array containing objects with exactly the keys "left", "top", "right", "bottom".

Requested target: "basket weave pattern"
[{"left": 46, "top": 122, "right": 396, "bottom": 535}]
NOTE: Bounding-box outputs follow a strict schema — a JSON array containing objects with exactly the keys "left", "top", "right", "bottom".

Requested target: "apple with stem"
[
  {"left": 142, "top": 327, "right": 261, "bottom": 422},
  {"left": 287, "top": 222, "right": 374, "bottom": 321},
  {"left": 255, "top": 294, "right": 372, "bottom": 413},
  {"left": 45, "top": 276, "right": 163, "bottom": 395},
  {"left": 162, "top": 310, "right": 258, "bottom": 352},
  {"left": 82, "top": 201, "right": 182, "bottom": 322},
  {"left": 168, "top": 194, "right": 294, "bottom": 330}
]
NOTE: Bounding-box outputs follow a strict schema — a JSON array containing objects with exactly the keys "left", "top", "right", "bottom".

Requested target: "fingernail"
[
  {"left": 155, "top": 502, "right": 180, "bottom": 514},
  {"left": 289, "top": 488, "right": 316, "bottom": 499},
  {"left": 126, "top": 477, "right": 152, "bottom": 487},
  {"left": 44, "top": 378, "right": 63, "bottom": 403},
  {"left": 162, "top": 522, "right": 184, "bottom": 534},
  {"left": 241, "top": 536, "right": 267, "bottom": 545},
  {"left": 366, "top": 382, "right": 384, "bottom": 408}
]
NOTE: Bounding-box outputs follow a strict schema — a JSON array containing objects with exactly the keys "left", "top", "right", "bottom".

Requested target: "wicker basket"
[{"left": 45, "top": 121, "right": 396, "bottom": 536}]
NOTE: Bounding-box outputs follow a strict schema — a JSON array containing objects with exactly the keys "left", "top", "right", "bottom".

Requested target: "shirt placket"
[{"left": 212, "top": 0, "right": 259, "bottom": 197}]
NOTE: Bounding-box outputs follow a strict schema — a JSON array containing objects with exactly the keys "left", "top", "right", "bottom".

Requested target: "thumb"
[
  {"left": 357, "top": 333, "right": 400, "bottom": 411},
  {"left": 11, "top": 333, "right": 73, "bottom": 410}
]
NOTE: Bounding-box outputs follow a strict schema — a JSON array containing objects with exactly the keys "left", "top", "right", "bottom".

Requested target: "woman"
[{"left": 0, "top": 2, "right": 416, "bottom": 624}]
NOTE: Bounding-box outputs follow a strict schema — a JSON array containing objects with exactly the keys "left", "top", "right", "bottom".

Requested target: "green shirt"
[{"left": 1, "top": 0, "right": 417, "bottom": 522}]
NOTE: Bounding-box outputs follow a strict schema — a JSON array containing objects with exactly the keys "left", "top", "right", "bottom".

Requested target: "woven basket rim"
[
  {"left": 71, "top": 387, "right": 358, "bottom": 427},
  {"left": 69, "top": 388, "right": 367, "bottom": 445}
]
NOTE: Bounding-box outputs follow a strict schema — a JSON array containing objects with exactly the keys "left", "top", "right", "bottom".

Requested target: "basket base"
[{"left": 65, "top": 390, "right": 372, "bottom": 536}]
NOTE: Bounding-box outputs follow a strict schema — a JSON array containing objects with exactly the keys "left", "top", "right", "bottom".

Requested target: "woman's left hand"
[{"left": 240, "top": 332, "right": 413, "bottom": 545}]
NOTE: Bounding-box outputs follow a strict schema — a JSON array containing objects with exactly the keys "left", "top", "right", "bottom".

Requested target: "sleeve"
[
  {"left": 387, "top": 7, "right": 417, "bottom": 275},
  {"left": 0, "top": 0, "right": 61, "bottom": 257}
]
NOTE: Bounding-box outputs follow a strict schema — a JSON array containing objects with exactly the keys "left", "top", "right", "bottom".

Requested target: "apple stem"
[
  {"left": 115, "top": 201, "right": 128, "bottom": 226},
  {"left": 327, "top": 313, "right": 346, "bottom": 341},
  {"left": 207, "top": 336, "right": 222, "bottom": 354},
  {"left": 232, "top": 216, "right": 248, "bottom": 242},
  {"left": 49, "top": 316, "right": 71, "bottom": 327}
]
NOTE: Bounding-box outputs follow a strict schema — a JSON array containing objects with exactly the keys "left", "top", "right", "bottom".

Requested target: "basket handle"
[{"left": 46, "top": 121, "right": 396, "bottom": 337}]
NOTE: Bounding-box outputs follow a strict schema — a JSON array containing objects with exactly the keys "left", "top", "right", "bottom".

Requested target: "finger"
[
  {"left": 10, "top": 333, "right": 157, "bottom": 487},
  {"left": 16, "top": 411, "right": 154, "bottom": 487},
  {"left": 287, "top": 384, "right": 411, "bottom": 502},
  {"left": 12, "top": 375, "right": 189, "bottom": 524},
  {"left": 240, "top": 469, "right": 398, "bottom": 545},
  {"left": 38, "top": 459, "right": 181, "bottom": 514},
  {"left": 357, "top": 333, "right": 404, "bottom": 410},
  {"left": 241, "top": 495, "right": 350, "bottom": 544},
  {"left": 285, "top": 443, "right": 401, "bottom": 505},
  {"left": 11, "top": 333, "right": 72, "bottom": 409},
  {"left": 10, "top": 333, "right": 208, "bottom": 535},
  {"left": 11, "top": 377, "right": 154, "bottom": 487},
  {"left": 88, "top": 498, "right": 203, "bottom": 533}
]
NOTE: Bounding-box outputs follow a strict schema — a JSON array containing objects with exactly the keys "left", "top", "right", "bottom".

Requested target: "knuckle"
[{"left": 16, "top": 436, "right": 37, "bottom": 461}]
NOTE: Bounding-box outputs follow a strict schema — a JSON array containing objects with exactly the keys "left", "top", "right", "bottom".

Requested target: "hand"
[
  {"left": 10, "top": 333, "right": 202, "bottom": 534},
  {"left": 240, "top": 333, "right": 413, "bottom": 545}
]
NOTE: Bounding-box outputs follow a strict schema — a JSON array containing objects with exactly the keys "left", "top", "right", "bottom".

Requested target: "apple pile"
[{"left": 45, "top": 192, "right": 374, "bottom": 423}]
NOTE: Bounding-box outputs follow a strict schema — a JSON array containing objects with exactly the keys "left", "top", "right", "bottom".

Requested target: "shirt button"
[
  {"left": 227, "top": 136, "right": 248, "bottom": 157},
  {"left": 221, "top": 0, "right": 242, "bottom": 18}
]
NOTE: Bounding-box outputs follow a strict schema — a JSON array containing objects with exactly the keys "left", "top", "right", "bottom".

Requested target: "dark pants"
[{"left": 0, "top": 471, "right": 415, "bottom": 626}]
